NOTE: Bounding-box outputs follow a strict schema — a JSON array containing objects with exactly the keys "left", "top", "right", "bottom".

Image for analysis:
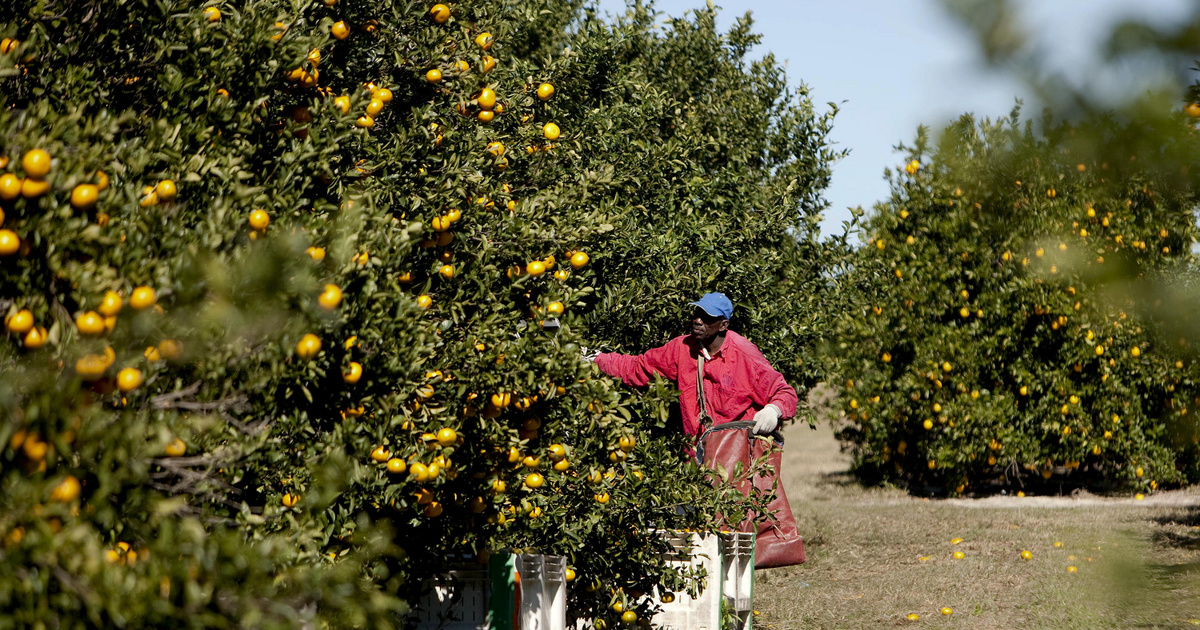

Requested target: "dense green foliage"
[
  {"left": 0, "top": 0, "right": 842, "bottom": 626},
  {"left": 831, "top": 110, "right": 1200, "bottom": 494}
]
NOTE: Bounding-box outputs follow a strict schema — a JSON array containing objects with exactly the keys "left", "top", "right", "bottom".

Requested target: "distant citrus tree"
[
  {"left": 831, "top": 110, "right": 1200, "bottom": 495},
  {"left": 0, "top": 0, "right": 844, "bottom": 626}
]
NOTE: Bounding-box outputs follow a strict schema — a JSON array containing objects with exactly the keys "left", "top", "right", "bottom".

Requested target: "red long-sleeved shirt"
[{"left": 594, "top": 331, "right": 797, "bottom": 437}]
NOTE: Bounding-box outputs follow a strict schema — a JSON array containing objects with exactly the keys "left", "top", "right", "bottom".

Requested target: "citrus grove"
[
  {"left": 0, "top": 1, "right": 846, "bottom": 627},
  {"left": 831, "top": 111, "right": 1200, "bottom": 495}
]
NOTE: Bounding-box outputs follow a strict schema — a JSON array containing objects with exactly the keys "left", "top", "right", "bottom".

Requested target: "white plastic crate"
[
  {"left": 411, "top": 553, "right": 567, "bottom": 630},
  {"left": 515, "top": 554, "right": 568, "bottom": 630},
  {"left": 647, "top": 531, "right": 755, "bottom": 630},
  {"left": 412, "top": 569, "right": 490, "bottom": 630}
]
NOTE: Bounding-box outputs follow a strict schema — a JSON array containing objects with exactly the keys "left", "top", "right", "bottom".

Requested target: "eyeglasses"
[{"left": 693, "top": 309, "right": 722, "bottom": 325}]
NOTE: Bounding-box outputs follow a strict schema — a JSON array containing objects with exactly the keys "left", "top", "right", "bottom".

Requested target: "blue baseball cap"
[{"left": 689, "top": 292, "right": 733, "bottom": 319}]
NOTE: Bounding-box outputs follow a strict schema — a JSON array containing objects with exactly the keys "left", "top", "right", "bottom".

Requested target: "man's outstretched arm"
[{"left": 593, "top": 339, "right": 681, "bottom": 388}]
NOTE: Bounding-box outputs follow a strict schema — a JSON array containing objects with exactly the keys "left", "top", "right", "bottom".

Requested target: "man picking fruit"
[{"left": 589, "top": 292, "right": 797, "bottom": 438}]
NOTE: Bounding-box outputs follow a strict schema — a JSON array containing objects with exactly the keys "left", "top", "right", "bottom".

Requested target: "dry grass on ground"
[{"left": 752, "top": 411, "right": 1200, "bottom": 629}]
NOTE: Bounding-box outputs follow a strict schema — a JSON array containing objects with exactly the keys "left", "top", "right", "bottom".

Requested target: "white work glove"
[
  {"left": 580, "top": 346, "right": 600, "bottom": 362},
  {"left": 752, "top": 404, "right": 782, "bottom": 435}
]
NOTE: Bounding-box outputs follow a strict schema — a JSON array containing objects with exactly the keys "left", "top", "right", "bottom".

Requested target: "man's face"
[{"left": 690, "top": 308, "right": 728, "bottom": 342}]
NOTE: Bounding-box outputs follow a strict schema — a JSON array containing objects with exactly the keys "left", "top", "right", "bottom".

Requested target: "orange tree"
[
  {"left": 830, "top": 110, "right": 1200, "bottom": 495},
  {"left": 0, "top": 0, "right": 845, "bottom": 627}
]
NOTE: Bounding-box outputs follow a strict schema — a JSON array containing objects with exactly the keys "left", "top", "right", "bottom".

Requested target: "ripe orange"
[
  {"left": 526, "top": 261, "right": 546, "bottom": 276},
  {"left": 155, "top": 179, "right": 177, "bottom": 202},
  {"left": 439, "top": 264, "right": 455, "bottom": 279},
  {"left": 491, "top": 479, "right": 507, "bottom": 493},
  {"left": 20, "top": 178, "right": 49, "bottom": 198},
  {"left": 333, "top": 95, "right": 351, "bottom": 114},
  {"left": 365, "top": 98, "right": 384, "bottom": 117},
  {"left": 377, "top": 88, "right": 393, "bottom": 103},
  {"left": 425, "top": 68, "right": 442, "bottom": 83},
  {"left": 387, "top": 458, "right": 407, "bottom": 474},
  {"left": 0, "top": 174, "right": 20, "bottom": 200},
  {"left": 481, "top": 55, "right": 496, "bottom": 73},
  {"left": 436, "top": 427, "right": 457, "bottom": 447},
  {"left": 355, "top": 115, "right": 374, "bottom": 128},
  {"left": 478, "top": 87, "right": 497, "bottom": 110},
  {"left": 331, "top": 20, "right": 349, "bottom": 39},
  {"left": 67, "top": 184, "right": 98, "bottom": 210},
  {"left": 296, "top": 333, "right": 322, "bottom": 359},
  {"left": 569, "top": 251, "right": 589, "bottom": 268},
  {"left": 129, "top": 286, "right": 156, "bottom": 310},
  {"left": 248, "top": 209, "right": 270, "bottom": 230},
  {"left": 430, "top": 3, "right": 450, "bottom": 22},
  {"left": 486, "top": 141, "right": 505, "bottom": 156},
  {"left": 50, "top": 476, "right": 81, "bottom": 502},
  {"left": 204, "top": 7, "right": 221, "bottom": 22},
  {"left": 537, "top": 82, "right": 555, "bottom": 101},
  {"left": 317, "top": 284, "right": 342, "bottom": 310},
  {"left": 416, "top": 294, "right": 432, "bottom": 309},
  {"left": 565, "top": 568, "right": 576, "bottom": 582},
  {"left": 158, "top": 339, "right": 182, "bottom": 361},
  {"left": 621, "top": 611, "right": 637, "bottom": 624},
  {"left": 548, "top": 444, "right": 567, "bottom": 460},
  {"left": 474, "top": 32, "right": 493, "bottom": 50},
  {"left": 1020, "top": 550, "right": 1033, "bottom": 560},
  {"left": 525, "top": 472, "right": 545, "bottom": 488},
  {"left": 22, "top": 149, "right": 51, "bottom": 179},
  {"left": 553, "top": 459, "right": 570, "bottom": 471},
  {"left": 594, "top": 492, "right": 610, "bottom": 504},
  {"left": 116, "top": 367, "right": 143, "bottom": 392},
  {"left": 23, "top": 326, "right": 47, "bottom": 349},
  {"left": 5, "top": 309, "right": 33, "bottom": 334},
  {"left": 306, "top": 246, "right": 326, "bottom": 261},
  {"left": 282, "top": 493, "right": 300, "bottom": 507},
  {"left": 97, "top": 291, "right": 123, "bottom": 317},
  {"left": 0, "top": 38, "right": 18, "bottom": 54},
  {"left": 165, "top": 438, "right": 187, "bottom": 457},
  {"left": 940, "top": 608, "right": 952, "bottom": 616},
  {"left": 543, "top": 122, "right": 560, "bottom": 140},
  {"left": 618, "top": 436, "right": 636, "bottom": 452},
  {"left": 76, "top": 311, "right": 105, "bottom": 336},
  {"left": 75, "top": 354, "right": 108, "bottom": 380},
  {"left": 343, "top": 361, "right": 363, "bottom": 383}
]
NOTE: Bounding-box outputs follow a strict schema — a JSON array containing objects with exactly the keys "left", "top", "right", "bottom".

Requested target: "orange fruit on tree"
[
  {"left": 0, "top": 38, "right": 18, "bottom": 54},
  {"left": 129, "top": 286, "right": 156, "bottom": 310},
  {"left": 22, "top": 149, "right": 50, "bottom": 179},
  {"left": 569, "top": 251, "right": 589, "bottom": 268},
  {"left": 436, "top": 427, "right": 457, "bottom": 447},
  {"left": 621, "top": 611, "right": 637, "bottom": 624},
  {"left": 430, "top": 3, "right": 450, "bottom": 22},
  {"left": 525, "top": 472, "right": 545, "bottom": 488},
  {"left": 486, "top": 141, "right": 505, "bottom": 156},
  {"left": 317, "top": 284, "right": 342, "bottom": 310},
  {"left": 343, "top": 361, "right": 363, "bottom": 383},
  {"left": 203, "top": 7, "right": 221, "bottom": 22},
  {"left": 23, "top": 326, "right": 47, "bottom": 349},
  {"left": 491, "top": 392, "right": 511, "bottom": 408},
  {"left": 50, "top": 476, "right": 81, "bottom": 502},
  {"left": 377, "top": 88, "right": 393, "bottom": 103},
  {"left": 439, "top": 264, "right": 455, "bottom": 279},
  {"left": 366, "top": 98, "right": 384, "bottom": 117},
  {"left": 355, "top": 115, "right": 374, "bottom": 128},
  {"left": 477, "top": 110, "right": 494, "bottom": 123},
  {"left": 594, "top": 492, "right": 610, "bottom": 504},
  {"left": 306, "top": 246, "right": 326, "bottom": 260},
  {"left": 76, "top": 311, "right": 105, "bottom": 336},
  {"left": 618, "top": 436, "right": 636, "bottom": 452},
  {"left": 116, "top": 367, "right": 143, "bottom": 392},
  {"left": 331, "top": 21, "right": 349, "bottom": 39},
  {"left": 526, "top": 261, "right": 546, "bottom": 276},
  {"left": 66, "top": 183, "right": 98, "bottom": 210},
  {"left": 425, "top": 68, "right": 442, "bottom": 83},
  {"left": 165, "top": 438, "right": 187, "bottom": 457},
  {"left": 386, "top": 458, "right": 407, "bottom": 474},
  {"left": 333, "top": 95, "right": 350, "bottom": 113},
  {"left": 543, "top": 122, "right": 560, "bottom": 140},
  {"left": 0, "top": 173, "right": 20, "bottom": 200},
  {"left": 416, "top": 294, "right": 433, "bottom": 309},
  {"left": 282, "top": 493, "right": 300, "bottom": 507},
  {"left": 1186, "top": 103, "right": 1200, "bottom": 117},
  {"left": 155, "top": 179, "right": 177, "bottom": 202},
  {"left": 296, "top": 333, "right": 322, "bottom": 359},
  {"left": 548, "top": 444, "right": 567, "bottom": 461},
  {"left": 248, "top": 209, "right": 270, "bottom": 230},
  {"left": 98, "top": 291, "right": 123, "bottom": 317},
  {"left": 474, "top": 32, "right": 493, "bottom": 50},
  {"left": 537, "top": 82, "right": 555, "bottom": 101},
  {"left": 20, "top": 178, "right": 50, "bottom": 198},
  {"left": 370, "top": 446, "right": 390, "bottom": 462},
  {"left": 481, "top": 55, "right": 496, "bottom": 73},
  {"left": 5, "top": 309, "right": 33, "bottom": 334},
  {"left": 478, "top": 87, "right": 497, "bottom": 110}
]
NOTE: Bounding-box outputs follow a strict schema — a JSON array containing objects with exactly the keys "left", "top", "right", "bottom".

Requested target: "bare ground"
[{"left": 751, "top": 416, "right": 1200, "bottom": 629}]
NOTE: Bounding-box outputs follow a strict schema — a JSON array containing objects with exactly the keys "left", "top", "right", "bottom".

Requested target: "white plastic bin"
[
  {"left": 648, "top": 530, "right": 755, "bottom": 630},
  {"left": 412, "top": 553, "right": 567, "bottom": 630}
]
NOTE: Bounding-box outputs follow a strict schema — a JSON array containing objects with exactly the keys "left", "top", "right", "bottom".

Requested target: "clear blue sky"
[{"left": 593, "top": 0, "right": 1194, "bottom": 238}]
